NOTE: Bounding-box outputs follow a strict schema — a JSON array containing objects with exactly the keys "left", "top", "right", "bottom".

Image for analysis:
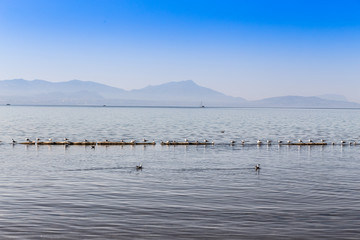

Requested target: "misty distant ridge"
[{"left": 0, "top": 79, "right": 359, "bottom": 108}]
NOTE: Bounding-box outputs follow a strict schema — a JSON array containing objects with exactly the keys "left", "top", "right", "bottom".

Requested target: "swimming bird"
[
  {"left": 220, "top": 130, "right": 225, "bottom": 133},
  {"left": 12, "top": 139, "right": 16, "bottom": 144},
  {"left": 278, "top": 140, "right": 283, "bottom": 144},
  {"left": 257, "top": 140, "right": 262, "bottom": 145},
  {"left": 341, "top": 140, "right": 346, "bottom": 144},
  {"left": 241, "top": 140, "right": 245, "bottom": 144},
  {"left": 267, "top": 140, "right": 272, "bottom": 145},
  {"left": 136, "top": 164, "right": 142, "bottom": 170},
  {"left": 143, "top": 138, "right": 148, "bottom": 142},
  {"left": 287, "top": 140, "right": 291, "bottom": 144},
  {"left": 230, "top": 140, "right": 236, "bottom": 145},
  {"left": 91, "top": 145, "right": 95, "bottom": 149},
  {"left": 84, "top": 139, "right": 88, "bottom": 142},
  {"left": 255, "top": 164, "right": 261, "bottom": 171}
]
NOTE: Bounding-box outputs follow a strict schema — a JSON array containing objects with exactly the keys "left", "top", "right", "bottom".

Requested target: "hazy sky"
[{"left": 1, "top": 0, "right": 359, "bottom": 101}]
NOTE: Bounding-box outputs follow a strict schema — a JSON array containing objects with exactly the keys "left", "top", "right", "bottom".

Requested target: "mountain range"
[{"left": 0, "top": 79, "right": 359, "bottom": 108}]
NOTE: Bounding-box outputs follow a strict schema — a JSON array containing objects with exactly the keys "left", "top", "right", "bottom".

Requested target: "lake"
[{"left": 0, "top": 106, "right": 360, "bottom": 239}]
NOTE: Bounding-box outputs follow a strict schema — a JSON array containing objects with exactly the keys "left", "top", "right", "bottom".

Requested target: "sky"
[{"left": 0, "top": 0, "right": 360, "bottom": 102}]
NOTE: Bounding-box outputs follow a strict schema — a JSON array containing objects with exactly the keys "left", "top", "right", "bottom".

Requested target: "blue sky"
[{"left": 1, "top": 0, "right": 359, "bottom": 101}]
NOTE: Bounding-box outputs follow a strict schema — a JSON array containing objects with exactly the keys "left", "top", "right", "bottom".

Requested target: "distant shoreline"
[{"left": 1, "top": 104, "right": 360, "bottom": 110}]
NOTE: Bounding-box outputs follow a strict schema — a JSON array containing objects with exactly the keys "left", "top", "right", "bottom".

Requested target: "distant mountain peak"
[{"left": 1, "top": 79, "right": 358, "bottom": 108}]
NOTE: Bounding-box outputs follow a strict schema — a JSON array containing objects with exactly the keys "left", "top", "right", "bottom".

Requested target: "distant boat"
[
  {"left": 200, "top": 101, "right": 205, "bottom": 108},
  {"left": 6, "top": 104, "right": 10, "bottom": 106}
]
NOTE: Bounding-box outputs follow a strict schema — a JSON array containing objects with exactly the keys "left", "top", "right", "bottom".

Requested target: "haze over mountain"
[{"left": 0, "top": 79, "right": 359, "bottom": 108}]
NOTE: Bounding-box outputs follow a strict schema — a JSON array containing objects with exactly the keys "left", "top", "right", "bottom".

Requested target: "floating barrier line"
[
  {"left": 18, "top": 141, "right": 156, "bottom": 146},
  {"left": 5, "top": 140, "right": 358, "bottom": 146},
  {"left": 160, "top": 141, "right": 214, "bottom": 146}
]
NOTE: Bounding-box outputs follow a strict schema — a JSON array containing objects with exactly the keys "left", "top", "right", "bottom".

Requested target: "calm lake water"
[{"left": 0, "top": 106, "right": 360, "bottom": 239}]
